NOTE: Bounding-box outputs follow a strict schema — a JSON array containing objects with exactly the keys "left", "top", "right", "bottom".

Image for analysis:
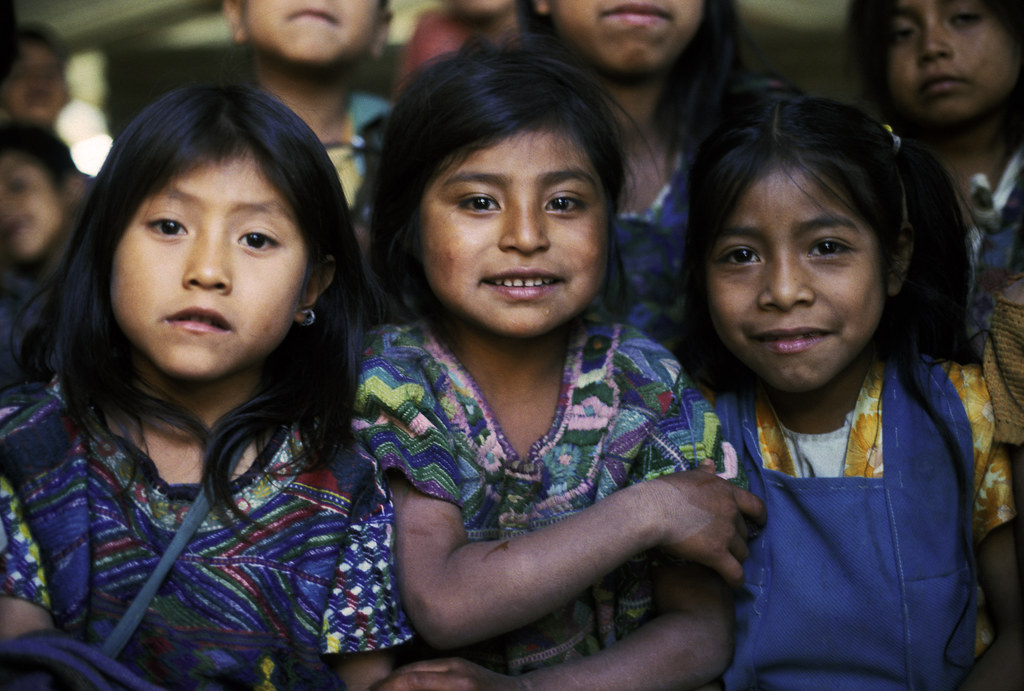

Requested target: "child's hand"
[
  {"left": 370, "top": 658, "right": 520, "bottom": 691},
  {"left": 644, "top": 469, "right": 766, "bottom": 588}
]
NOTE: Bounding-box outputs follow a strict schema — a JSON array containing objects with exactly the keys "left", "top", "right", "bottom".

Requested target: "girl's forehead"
[{"left": 438, "top": 128, "right": 596, "bottom": 177}]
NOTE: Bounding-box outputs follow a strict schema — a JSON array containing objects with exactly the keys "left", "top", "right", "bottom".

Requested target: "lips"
[
  {"left": 602, "top": 2, "right": 670, "bottom": 23},
  {"left": 290, "top": 9, "right": 337, "bottom": 25},
  {"left": 166, "top": 308, "right": 230, "bottom": 332},
  {"left": 919, "top": 74, "right": 965, "bottom": 96},
  {"left": 754, "top": 329, "right": 828, "bottom": 354}
]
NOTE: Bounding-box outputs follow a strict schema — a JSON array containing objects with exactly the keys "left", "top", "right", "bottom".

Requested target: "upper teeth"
[
  {"left": 181, "top": 315, "right": 218, "bottom": 326},
  {"left": 496, "top": 278, "right": 554, "bottom": 287}
]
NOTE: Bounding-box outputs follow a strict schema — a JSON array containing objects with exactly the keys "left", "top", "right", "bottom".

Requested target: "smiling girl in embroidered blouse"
[{"left": 357, "top": 40, "right": 765, "bottom": 690}]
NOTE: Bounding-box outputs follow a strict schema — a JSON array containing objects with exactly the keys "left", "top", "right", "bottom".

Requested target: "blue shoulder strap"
[{"left": 101, "top": 448, "right": 245, "bottom": 659}]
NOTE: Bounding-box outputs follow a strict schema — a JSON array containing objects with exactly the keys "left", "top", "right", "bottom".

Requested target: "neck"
[
  {"left": 918, "top": 108, "right": 1011, "bottom": 196},
  {"left": 135, "top": 374, "right": 260, "bottom": 431},
  {"left": 602, "top": 76, "right": 677, "bottom": 213},
  {"left": 435, "top": 318, "right": 570, "bottom": 457},
  {"left": 255, "top": 62, "right": 354, "bottom": 144},
  {"left": 459, "top": 6, "right": 517, "bottom": 41},
  {"left": 764, "top": 346, "right": 875, "bottom": 435},
  {"left": 438, "top": 319, "right": 569, "bottom": 397}
]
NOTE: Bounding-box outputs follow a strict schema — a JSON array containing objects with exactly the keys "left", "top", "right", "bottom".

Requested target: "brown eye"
[
  {"left": 241, "top": 232, "right": 274, "bottom": 249},
  {"left": 152, "top": 219, "right": 184, "bottom": 235}
]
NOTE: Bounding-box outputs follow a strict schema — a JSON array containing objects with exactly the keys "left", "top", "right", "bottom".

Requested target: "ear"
[
  {"left": 369, "top": 8, "right": 393, "bottom": 60},
  {"left": 294, "top": 255, "right": 336, "bottom": 324},
  {"left": 532, "top": 0, "right": 552, "bottom": 16},
  {"left": 886, "top": 222, "right": 914, "bottom": 296},
  {"left": 222, "top": 0, "right": 249, "bottom": 45}
]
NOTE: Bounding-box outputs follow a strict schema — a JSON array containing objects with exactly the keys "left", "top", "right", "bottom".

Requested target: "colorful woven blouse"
[
  {"left": 0, "top": 381, "right": 412, "bottom": 689},
  {"left": 356, "top": 319, "right": 740, "bottom": 674},
  {"left": 746, "top": 358, "right": 1015, "bottom": 655}
]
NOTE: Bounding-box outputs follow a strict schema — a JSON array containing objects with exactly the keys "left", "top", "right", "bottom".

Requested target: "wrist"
[{"left": 618, "top": 480, "right": 665, "bottom": 551}]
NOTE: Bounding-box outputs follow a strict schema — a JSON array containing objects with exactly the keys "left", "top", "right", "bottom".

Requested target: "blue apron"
[{"left": 718, "top": 362, "right": 977, "bottom": 690}]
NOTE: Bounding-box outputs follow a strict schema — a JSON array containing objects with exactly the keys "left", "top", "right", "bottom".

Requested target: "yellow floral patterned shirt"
[{"left": 751, "top": 358, "right": 1015, "bottom": 655}]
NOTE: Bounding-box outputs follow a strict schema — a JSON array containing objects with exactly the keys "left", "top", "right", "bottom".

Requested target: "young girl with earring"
[{"left": 0, "top": 84, "right": 410, "bottom": 689}]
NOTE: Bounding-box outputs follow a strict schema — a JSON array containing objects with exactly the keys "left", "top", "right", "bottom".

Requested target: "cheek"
[{"left": 705, "top": 274, "right": 746, "bottom": 340}]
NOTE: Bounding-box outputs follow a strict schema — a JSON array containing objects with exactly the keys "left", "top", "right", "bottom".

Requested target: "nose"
[
  {"left": 919, "top": 20, "right": 952, "bottom": 62},
  {"left": 757, "top": 255, "right": 814, "bottom": 311},
  {"left": 183, "top": 232, "right": 231, "bottom": 292},
  {"left": 498, "top": 203, "right": 550, "bottom": 254}
]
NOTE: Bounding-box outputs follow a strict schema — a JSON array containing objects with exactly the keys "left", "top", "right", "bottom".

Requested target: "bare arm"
[
  {"left": 373, "top": 562, "right": 732, "bottom": 691},
  {"left": 328, "top": 649, "right": 395, "bottom": 691},
  {"left": 520, "top": 562, "right": 734, "bottom": 690},
  {"left": 0, "top": 596, "right": 53, "bottom": 641},
  {"left": 958, "top": 523, "right": 1023, "bottom": 690},
  {"left": 389, "top": 468, "right": 762, "bottom": 649}
]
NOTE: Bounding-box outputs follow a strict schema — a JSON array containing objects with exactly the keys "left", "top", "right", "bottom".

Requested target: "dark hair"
[
  {"left": 21, "top": 84, "right": 383, "bottom": 508},
  {"left": 0, "top": 122, "right": 79, "bottom": 185},
  {"left": 516, "top": 0, "right": 749, "bottom": 144},
  {"left": 679, "top": 96, "right": 973, "bottom": 391},
  {"left": 14, "top": 24, "right": 68, "bottom": 66},
  {"left": 848, "top": 0, "right": 1024, "bottom": 147},
  {"left": 678, "top": 97, "right": 974, "bottom": 474},
  {"left": 371, "top": 38, "right": 625, "bottom": 321}
]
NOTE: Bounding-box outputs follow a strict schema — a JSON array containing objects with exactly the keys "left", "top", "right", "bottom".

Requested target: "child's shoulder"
[
  {"left": 933, "top": 359, "right": 990, "bottom": 410},
  {"left": 0, "top": 380, "right": 79, "bottom": 482},
  {"left": 361, "top": 322, "right": 437, "bottom": 381},
  {"left": 358, "top": 322, "right": 448, "bottom": 420},
  {"left": 585, "top": 320, "right": 684, "bottom": 388}
]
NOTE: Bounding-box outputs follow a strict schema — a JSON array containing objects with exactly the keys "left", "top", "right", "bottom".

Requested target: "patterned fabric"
[
  {"left": 747, "top": 358, "right": 1014, "bottom": 655},
  {"left": 0, "top": 381, "right": 412, "bottom": 690},
  {"left": 356, "top": 319, "right": 740, "bottom": 674},
  {"left": 590, "top": 151, "right": 692, "bottom": 349},
  {"left": 968, "top": 146, "right": 1024, "bottom": 332}
]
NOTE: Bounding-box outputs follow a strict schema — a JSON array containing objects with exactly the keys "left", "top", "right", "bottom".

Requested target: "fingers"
[
  {"left": 697, "top": 458, "right": 717, "bottom": 473},
  {"left": 735, "top": 487, "right": 767, "bottom": 526},
  {"left": 709, "top": 552, "right": 745, "bottom": 589}
]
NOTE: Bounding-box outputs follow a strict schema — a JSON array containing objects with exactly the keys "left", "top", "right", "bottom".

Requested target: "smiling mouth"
[{"left": 486, "top": 277, "right": 557, "bottom": 288}]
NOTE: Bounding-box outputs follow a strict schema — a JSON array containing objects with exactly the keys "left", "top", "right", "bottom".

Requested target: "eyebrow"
[
  {"left": 720, "top": 214, "right": 861, "bottom": 238},
  {"left": 439, "top": 168, "right": 599, "bottom": 188},
  {"left": 161, "top": 187, "right": 293, "bottom": 219},
  {"left": 893, "top": 0, "right": 959, "bottom": 17}
]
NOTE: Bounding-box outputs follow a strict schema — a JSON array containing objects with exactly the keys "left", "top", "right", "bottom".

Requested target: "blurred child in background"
[
  {"left": 223, "top": 0, "right": 392, "bottom": 251},
  {"left": 518, "top": 0, "right": 795, "bottom": 347},
  {"left": 395, "top": 0, "right": 517, "bottom": 91},
  {"left": 849, "top": 0, "right": 1024, "bottom": 336}
]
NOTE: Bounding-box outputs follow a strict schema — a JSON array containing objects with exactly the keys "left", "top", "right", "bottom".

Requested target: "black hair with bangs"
[
  {"left": 678, "top": 97, "right": 974, "bottom": 395},
  {"left": 21, "top": 84, "right": 383, "bottom": 509}
]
